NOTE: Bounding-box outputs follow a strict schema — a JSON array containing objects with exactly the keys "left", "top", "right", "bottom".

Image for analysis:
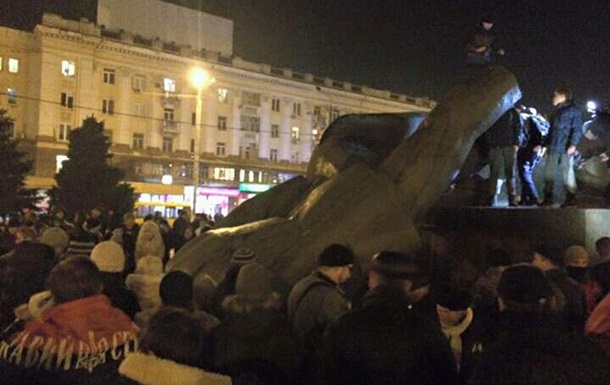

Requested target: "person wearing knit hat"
[
  {"left": 214, "top": 262, "right": 301, "bottom": 382},
  {"left": 323, "top": 251, "right": 457, "bottom": 385},
  {"left": 159, "top": 271, "right": 219, "bottom": 333},
  {"left": 90, "top": 241, "right": 140, "bottom": 319},
  {"left": 39, "top": 227, "right": 70, "bottom": 259},
  {"left": 287, "top": 243, "right": 354, "bottom": 363},
  {"left": 472, "top": 263, "right": 610, "bottom": 385},
  {"left": 91, "top": 240, "right": 125, "bottom": 273},
  {"left": 531, "top": 244, "right": 586, "bottom": 331}
]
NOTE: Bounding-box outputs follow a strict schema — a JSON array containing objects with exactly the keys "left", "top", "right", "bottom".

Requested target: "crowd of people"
[{"left": 0, "top": 204, "right": 610, "bottom": 385}]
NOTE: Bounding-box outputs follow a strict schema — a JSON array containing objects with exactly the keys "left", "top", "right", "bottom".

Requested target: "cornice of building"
[{"left": 34, "top": 13, "right": 436, "bottom": 110}]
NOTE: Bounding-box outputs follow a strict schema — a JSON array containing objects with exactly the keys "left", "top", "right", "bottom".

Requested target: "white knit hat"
[{"left": 90, "top": 241, "right": 125, "bottom": 273}]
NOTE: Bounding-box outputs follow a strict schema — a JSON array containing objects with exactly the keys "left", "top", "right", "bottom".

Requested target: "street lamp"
[{"left": 189, "top": 68, "right": 215, "bottom": 217}]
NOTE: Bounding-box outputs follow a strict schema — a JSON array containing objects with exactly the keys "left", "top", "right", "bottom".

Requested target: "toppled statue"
[{"left": 168, "top": 66, "right": 522, "bottom": 305}]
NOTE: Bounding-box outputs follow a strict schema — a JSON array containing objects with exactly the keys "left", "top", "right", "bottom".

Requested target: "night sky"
[{"left": 2, "top": 0, "right": 610, "bottom": 113}]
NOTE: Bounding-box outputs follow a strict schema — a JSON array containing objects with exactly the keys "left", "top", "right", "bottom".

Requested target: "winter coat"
[
  {"left": 546, "top": 101, "right": 583, "bottom": 153},
  {"left": 0, "top": 294, "right": 139, "bottom": 385},
  {"left": 586, "top": 293, "right": 610, "bottom": 357},
  {"left": 469, "top": 311, "right": 610, "bottom": 385},
  {"left": 101, "top": 272, "right": 141, "bottom": 320},
  {"left": 482, "top": 108, "right": 525, "bottom": 149},
  {"left": 213, "top": 294, "right": 302, "bottom": 385},
  {"left": 125, "top": 272, "right": 163, "bottom": 312},
  {"left": 116, "top": 352, "right": 231, "bottom": 385},
  {"left": 287, "top": 271, "right": 350, "bottom": 342},
  {"left": 323, "top": 285, "right": 458, "bottom": 385},
  {"left": 121, "top": 224, "right": 140, "bottom": 274},
  {"left": 545, "top": 268, "right": 586, "bottom": 331}
]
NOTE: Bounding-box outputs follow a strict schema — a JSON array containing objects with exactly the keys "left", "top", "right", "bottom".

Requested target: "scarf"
[{"left": 440, "top": 307, "right": 474, "bottom": 371}]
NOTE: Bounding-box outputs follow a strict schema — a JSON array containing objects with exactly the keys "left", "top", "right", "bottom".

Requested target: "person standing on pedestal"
[{"left": 541, "top": 88, "right": 583, "bottom": 207}]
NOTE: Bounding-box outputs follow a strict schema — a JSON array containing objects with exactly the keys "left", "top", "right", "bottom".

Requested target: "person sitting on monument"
[{"left": 465, "top": 17, "right": 505, "bottom": 67}]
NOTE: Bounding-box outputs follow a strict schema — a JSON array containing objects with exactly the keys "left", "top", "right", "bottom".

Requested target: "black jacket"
[
  {"left": 483, "top": 108, "right": 525, "bottom": 149},
  {"left": 470, "top": 311, "right": 610, "bottom": 385},
  {"left": 546, "top": 102, "right": 583, "bottom": 152},
  {"left": 323, "top": 285, "right": 458, "bottom": 385}
]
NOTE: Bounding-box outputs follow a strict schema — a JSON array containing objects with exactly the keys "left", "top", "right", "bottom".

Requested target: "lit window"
[
  {"left": 8, "top": 58, "right": 19, "bottom": 73},
  {"left": 271, "top": 124, "right": 279, "bottom": 138},
  {"left": 218, "top": 116, "right": 227, "bottom": 130},
  {"left": 60, "top": 92, "right": 74, "bottom": 108},
  {"left": 132, "top": 75, "right": 145, "bottom": 91},
  {"left": 218, "top": 88, "right": 228, "bottom": 103},
  {"left": 7, "top": 88, "right": 17, "bottom": 104},
  {"left": 56, "top": 155, "right": 69, "bottom": 173},
  {"left": 291, "top": 126, "right": 300, "bottom": 144},
  {"left": 270, "top": 149, "right": 278, "bottom": 161},
  {"left": 213, "top": 167, "right": 234, "bottom": 181},
  {"left": 58, "top": 123, "right": 71, "bottom": 142},
  {"left": 163, "top": 78, "right": 176, "bottom": 93},
  {"left": 61, "top": 60, "right": 75, "bottom": 77},
  {"left": 162, "top": 136, "right": 173, "bottom": 152},
  {"left": 272, "top": 98, "right": 281, "bottom": 112},
  {"left": 103, "top": 68, "right": 115, "bottom": 84},
  {"left": 0, "top": 57, "right": 3, "bottom": 71},
  {"left": 133, "top": 133, "right": 144, "bottom": 149},
  {"left": 102, "top": 99, "right": 115, "bottom": 115},
  {"left": 216, "top": 142, "right": 226, "bottom": 157}
]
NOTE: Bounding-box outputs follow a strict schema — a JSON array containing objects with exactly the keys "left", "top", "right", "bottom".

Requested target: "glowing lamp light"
[
  {"left": 161, "top": 175, "right": 173, "bottom": 185},
  {"left": 189, "top": 68, "right": 215, "bottom": 89},
  {"left": 587, "top": 100, "right": 597, "bottom": 112}
]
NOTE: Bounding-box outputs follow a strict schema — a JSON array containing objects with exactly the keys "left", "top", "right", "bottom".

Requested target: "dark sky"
[{"left": 2, "top": 0, "right": 610, "bottom": 113}]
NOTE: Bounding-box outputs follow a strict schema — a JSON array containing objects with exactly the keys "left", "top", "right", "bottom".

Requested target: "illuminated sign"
[{"left": 239, "top": 183, "right": 272, "bottom": 193}]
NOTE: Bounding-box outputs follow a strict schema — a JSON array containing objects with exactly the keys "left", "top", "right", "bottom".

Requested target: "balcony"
[
  {"left": 241, "top": 132, "right": 259, "bottom": 144},
  {"left": 161, "top": 120, "right": 179, "bottom": 134}
]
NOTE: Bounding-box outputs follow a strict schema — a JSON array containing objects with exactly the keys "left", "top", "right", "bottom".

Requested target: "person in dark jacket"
[
  {"left": 531, "top": 245, "right": 586, "bottom": 332},
  {"left": 323, "top": 251, "right": 458, "bottom": 385},
  {"left": 482, "top": 107, "right": 525, "bottom": 206},
  {"left": 120, "top": 212, "right": 140, "bottom": 274},
  {"left": 465, "top": 17, "right": 505, "bottom": 67},
  {"left": 516, "top": 105, "right": 549, "bottom": 205},
  {"left": 117, "top": 307, "right": 231, "bottom": 385},
  {"left": 90, "top": 241, "right": 140, "bottom": 320},
  {"left": 541, "top": 88, "right": 583, "bottom": 207},
  {"left": 470, "top": 264, "right": 610, "bottom": 385},
  {"left": 212, "top": 263, "right": 302, "bottom": 385},
  {"left": 0, "top": 242, "right": 56, "bottom": 332}
]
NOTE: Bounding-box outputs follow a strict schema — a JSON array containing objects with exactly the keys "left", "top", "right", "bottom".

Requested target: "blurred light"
[
  {"left": 161, "top": 175, "right": 173, "bottom": 185},
  {"left": 587, "top": 100, "right": 597, "bottom": 112},
  {"left": 189, "top": 68, "right": 215, "bottom": 89}
]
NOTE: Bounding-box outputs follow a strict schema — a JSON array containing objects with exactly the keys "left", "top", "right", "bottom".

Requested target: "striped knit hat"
[{"left": 231, "top": 248, "right": 257, "bottom": 264}]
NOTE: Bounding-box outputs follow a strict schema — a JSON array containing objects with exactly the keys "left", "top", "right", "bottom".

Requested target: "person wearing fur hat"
[
  {"left": 470, "top": 264, "right": 610, "bottom": 385},
  {"left": 0, "top": 256, "right": 139, "bottom": 385},
  {"left": 531, "top": 244, "right": 586, "bottom": 331},
  {"left": 134, "top": 221, "right": 165, "bottom": 263},
  {"left": 323, "top": 251, "right": 457, "bottom": 385},
  {"left": 212, "top": 263, "right": 301, "bottom": 385},
  {"left": 117, "top": 307, "right": 231, "bottom": 385},
  {"left": 91, "top": 241, "right": 140, "bottom": 319},
  {"left": 126, "top": 255, "right": 164, "bottom": 327}
]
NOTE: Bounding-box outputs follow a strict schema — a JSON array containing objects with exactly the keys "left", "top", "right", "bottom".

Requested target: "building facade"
[{"left": 0, "top": 10, "right": 434, "bottom": 217}]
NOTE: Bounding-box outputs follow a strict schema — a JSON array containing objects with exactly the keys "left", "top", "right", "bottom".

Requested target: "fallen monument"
[{"left": 167, "top": 66, "right": 522, "bottom": 304}]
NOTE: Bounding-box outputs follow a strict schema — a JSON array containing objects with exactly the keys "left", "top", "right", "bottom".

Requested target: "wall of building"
[{"left": 97, "top": 0, "right": 233, "bottom": 55}]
